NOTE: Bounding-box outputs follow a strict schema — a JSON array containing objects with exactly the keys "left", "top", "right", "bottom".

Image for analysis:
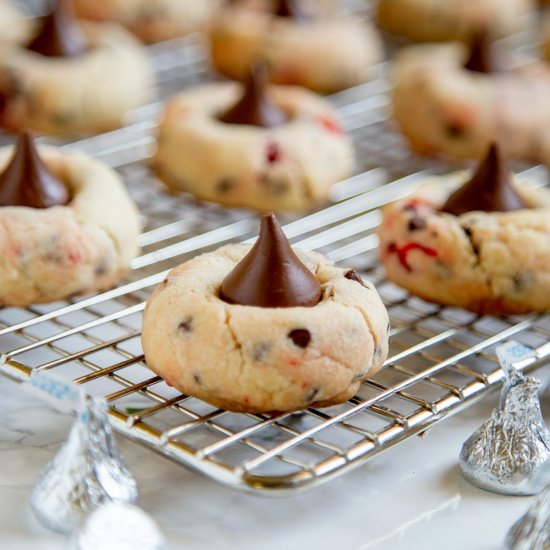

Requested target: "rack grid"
[{"left": 1, "top": 35, "right": 550, "bottom": 495}]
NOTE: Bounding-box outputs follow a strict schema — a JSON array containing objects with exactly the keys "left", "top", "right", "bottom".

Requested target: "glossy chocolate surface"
[
  {"left": 218, "top": 63, "right": 288, "bottom": 128},
  {"left": 27, "top": 0, "right": 87, "bottom": 58},
  {"left": 274, "top": 0, "right": 312, "bottom": 21},
  {"left": 463, "top": 31, "right": 501, "bottom": 74},
  {"left": 0, "top": 131, "right": 69, "bottom": 208},
  {"left": 441, "top": 143, "right": 527, "bottom": 216},
  {"left": 220, "top": 212, "right": 322, "bottom": 308}
]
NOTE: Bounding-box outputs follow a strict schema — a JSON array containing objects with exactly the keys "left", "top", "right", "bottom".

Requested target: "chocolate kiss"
[
  {"left": 220, "top": 212, "right": 322, "bottom": 308},
  {"left": 463, "top": 31, "right": 501, "bottom": 74},
  {"left": 27, "top": 0, "right": 87, "bottom": 58},
  {"left": 274, "top": 0, "right": 312, "bottom": 21},
  {"left": 0, "top": 131, "right": 69, "bottom": 208},
  {"left": 441, "top": 142, "right": 527, "bottom": 216},
  {"left": 218, "top": 63, "right": 288, "bottom": 128}
]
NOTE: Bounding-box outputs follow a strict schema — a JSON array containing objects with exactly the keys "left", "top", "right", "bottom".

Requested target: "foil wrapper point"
[
  {"left": 69, "top": 502, "right": 165, "bottom": 550},
  {"left": 506, "top": 483, "right": 550, "bottom": 549},
  {"left": 30, "top": 397, "right": 138, "bottom": 534},
  {"left": 459, "top": 369, "right": 550, "bottom": 496}
]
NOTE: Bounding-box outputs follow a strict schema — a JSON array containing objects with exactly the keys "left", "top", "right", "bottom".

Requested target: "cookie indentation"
[
  {"left": 407, "top": 217, "right": 427, "bottom": 231},
  {"left": 288, "top": 329, "right": 311, "bottom": 348},
  {"left": 306, "top": 387, "right": 320, "bottom": 403},
  {"left": 178, "top": 317, "right": 193, "bottom": 333}
]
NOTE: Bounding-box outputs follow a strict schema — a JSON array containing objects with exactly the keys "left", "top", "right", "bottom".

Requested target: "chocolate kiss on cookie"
[
  {"left": 0, "top": 131, "right": 69, "bottom": 208},
  {"left": 219, "top": 63, "right": 288, "bottom": 128},
  {"left": 27, "top": 0, "right": 87, "bottom": 58},
  {"left": 441, "top": 142, "right": 527, "bottom": 216},
  {"left": 220, "top": 212, "right": 322, "bottom": 307},
  {"left": 274, "top": 0, "right": 313, "bottom": 21},
  {"left": 464, "top": 31, "right": 503, "bottom": 73}
]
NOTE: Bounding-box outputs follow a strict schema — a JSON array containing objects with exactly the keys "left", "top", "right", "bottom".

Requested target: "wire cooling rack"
[{"left": 1, "top": 34, "right": 550, "bottom": 495}]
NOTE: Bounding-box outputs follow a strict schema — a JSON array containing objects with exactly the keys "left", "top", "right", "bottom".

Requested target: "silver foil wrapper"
[
  {"left": 459, "top": 369, "right": 550, "bottom": 496},
  {"left": 30, "top": 397, "right": 138, "bottom": 534},
  {"left": 69, "top": 502, "right": 165, "bottom": 550},
  {"left": 505, "top": 483, "right": 550, "bottom": 549}
]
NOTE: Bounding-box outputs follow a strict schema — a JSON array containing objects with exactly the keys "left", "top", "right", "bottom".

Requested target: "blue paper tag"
[
  {"left": 24, "top": 371, "right": 84, "bottom": 413},
  {"left": 496, "top": 340, "right": 536, "bottom": 374}
]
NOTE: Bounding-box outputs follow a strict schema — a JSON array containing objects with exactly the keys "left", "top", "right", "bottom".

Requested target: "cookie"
[
  {"left": 142, "top": 213, "right": 389, "bottom": 413},
  {"left": 392, "top": 38, "right": 550, "bottom": 162},
  {"left": 209, "top": 1, "right": 383, "bottom": 94},
  {"left": 0, "top": 3, "right": 153, "bottom": 136},
  {"left": 69, "top": 0, "right": 223, "bottom": 44},
  {"left": 0, "top": 0, "right": 31, "bottom": 44},
  {"left": 0, "top": 132, "right": 140, "bottom": 307},
  {"left": 153, "top": 68, "right": 354, "bottom": 212},
  {"left": 377, "top": 0, "right": 533, "bottom": 42},
  {"left": 378, "top": 144, "right": 550, "bottom": 314}
]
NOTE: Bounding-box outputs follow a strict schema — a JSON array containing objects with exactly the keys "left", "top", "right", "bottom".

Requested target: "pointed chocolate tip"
[
  {"left": 441, "top": 142, "right": 528, "bottom": 216},
  {"left": 463, "top": 31, "right": 500, "bottom": 74},
  {"left": 27, "top": 0, "right": 87, "bottom": 58},
  {"left": 220, "top": 212, "right": 322, "bottom": 308},
  {"left": 218, "top": 62, "right": 288, "bottom": 128},
  {"left": 0, "top": 130, "right": 70, "bottom": 208},
  {"left": 274, "top": 0, "right": 312, "bottom": 21}
]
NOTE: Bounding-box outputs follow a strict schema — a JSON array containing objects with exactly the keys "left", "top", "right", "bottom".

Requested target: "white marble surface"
[{"left": 1, "top": 373, "right": 549, "bottom": 550}]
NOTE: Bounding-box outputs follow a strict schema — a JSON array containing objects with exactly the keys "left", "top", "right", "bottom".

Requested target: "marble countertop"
[{"left": 1, "top": 372, "right": 548, "bottom": 550}]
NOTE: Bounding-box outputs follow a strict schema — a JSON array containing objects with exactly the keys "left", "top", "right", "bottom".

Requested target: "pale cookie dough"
[
  {"left": 0, "top": 21, "right": 153, "bottom": 136},
  {"left": 153, "top": 82, "right": 354, "bottom": 212},
  {"left": 209, "top": 4, "right": 383, "bottom": 94},
  {"left": 0, "top": 0, "right": 31, "bottom": 44},
  {"left": 377, "top": 0, "right": 534, "bottom": 42},
  {"left": 542, "top": 10, "right": 550, "bottom": 61},
  {"left": 69, "top": 0, "right": 223, "bottom": 44},
  {"left": 392, "top": 43, "right": 550, "bottom": 162},
  {"left": 142, "top": 246, "right": 389, "bottom": 413},
  {"left": 378, "top": 173, "right": 550, "bottom": 314},
  {"left": 0, "top": 145, "right": 140, "bottom": 306}
]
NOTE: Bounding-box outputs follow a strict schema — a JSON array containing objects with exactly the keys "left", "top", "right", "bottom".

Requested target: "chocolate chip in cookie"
[
  {"left": 288, "top": 329, "right": 311, "bottom": 348},
  {"left": 216, "top": 177, "right": 237, "bottom": 194},
  {"left": 407, "top": 217, "right": 427, "bottom": 231},
  {"left": 254, "top": 342, "right": 271, "bottom": 361},
  {"left": 344, "top": 269, "right": 366, "bottom": 286},
  {"left": 178, "top": 316, "right": 193, "bottom": 333}
]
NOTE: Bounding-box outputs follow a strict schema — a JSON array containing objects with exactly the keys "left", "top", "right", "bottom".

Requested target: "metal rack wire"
[{"left": 1, "top": 35, "right": 550, "bottom": 495}]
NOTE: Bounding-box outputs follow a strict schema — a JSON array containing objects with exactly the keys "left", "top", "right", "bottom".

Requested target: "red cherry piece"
[
  {"left": 318, "top": 115, "right": 344, "bottom": 135},
  {"left": 387, "top": 242, "right": 438, "bottom": 272},
  {"left": 266, "top": 142, "right": 281, "bottom": 164}
]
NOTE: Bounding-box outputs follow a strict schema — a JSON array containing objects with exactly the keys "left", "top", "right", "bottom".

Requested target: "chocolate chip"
[
  {"left": 288, "top": 329, "right": 311, "bottom": 348},
  {"left": 407, "top": 217, "right": 427, "bottom": 231},
  {"left": 306, "top": 387, "right": 320, "bottom": 403},
  {"left": 513, "top": 272, "right": 533, "bottom": 292},
  {"left": 446, "top": 123, "right": 465, "bottom": 138},
  {"left": 261, "top": 174, "right": 289, "bottom": 195},
  {"left": 94, "top": 260, "right": 109, "bottom": 277},
  {"left": 253, "top": 342, "right": 271, "bottom": 361},
  {"left": 193, "top": 373, "right": 202, "bottom": 385},
  {"left": 344, "top": 269, "right": 365, "bottom": 286},
  {"left": 178, "top": 317, "right": 193, "bottom": 333},
  {"left": 462, "top": 225, "right": 480, "bottom": 258},
  {"left": 216, "top": 178, "right": 236, "bottom": 194}
]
